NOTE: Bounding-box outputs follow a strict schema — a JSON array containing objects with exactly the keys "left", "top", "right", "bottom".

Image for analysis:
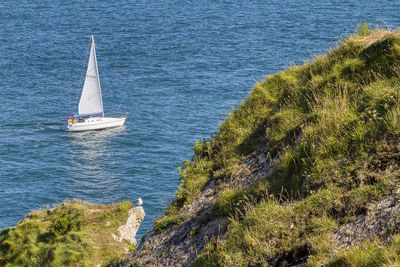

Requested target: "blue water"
[{"left": 1, "top": 1, "right": 400, "bottom": 237}]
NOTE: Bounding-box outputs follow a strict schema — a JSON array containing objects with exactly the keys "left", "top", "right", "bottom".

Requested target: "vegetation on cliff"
[
  {"left": 0, "top": 200, "right": 134, "bottom": 266},
  {"left": 153, "top": 23, "right": 400, "bottom": 266}
]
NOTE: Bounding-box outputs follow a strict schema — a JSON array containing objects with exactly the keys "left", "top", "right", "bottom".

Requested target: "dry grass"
[{"left": 353, "top": 29, "right": 395, "bottom": 47}]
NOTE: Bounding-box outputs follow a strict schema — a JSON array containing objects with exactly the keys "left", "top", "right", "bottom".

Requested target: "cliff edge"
[{"left": 0, "top": 199, "right": 144, "bottom": 266}]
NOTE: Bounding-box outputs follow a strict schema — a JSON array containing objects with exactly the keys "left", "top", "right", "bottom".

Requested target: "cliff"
[
  {"left": 0, "top": 199, "right": 144, "bottom": 266},
  {"left": 120, "top": 24, "right": 400, "bottom": 266}
]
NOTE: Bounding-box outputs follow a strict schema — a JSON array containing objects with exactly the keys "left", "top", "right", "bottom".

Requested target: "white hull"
[{"left": 67, "top": 116, "right": 126, "bottom": 132}]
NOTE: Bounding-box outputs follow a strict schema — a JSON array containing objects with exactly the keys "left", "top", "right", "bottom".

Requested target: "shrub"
[{"left": 51, "top": 218, "right": 69, "bottom": 235}]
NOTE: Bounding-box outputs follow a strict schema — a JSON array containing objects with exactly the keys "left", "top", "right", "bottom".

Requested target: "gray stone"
[
  {"left": 112, "top": 206, "right": 145, "bottom": 246},
  {"left": 334, "top": 190, "right": 400, "bottom": 249}
]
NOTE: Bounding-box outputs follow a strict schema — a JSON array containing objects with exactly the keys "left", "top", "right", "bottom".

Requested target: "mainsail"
[{"left": 77, "top": 35, "right": 104, "bottom": 116}]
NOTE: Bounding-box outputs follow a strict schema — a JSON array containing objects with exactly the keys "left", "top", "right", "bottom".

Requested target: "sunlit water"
[{"left": 1, "top": 1, "right": 400, "bottom": 237}]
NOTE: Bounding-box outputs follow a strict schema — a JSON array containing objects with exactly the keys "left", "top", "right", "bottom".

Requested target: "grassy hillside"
[
  {"left": 154, "top": 23, "right": 400, "bottom": 266},
  {"left": 0, "top": 200, "right": 134, "bottom": 267}
]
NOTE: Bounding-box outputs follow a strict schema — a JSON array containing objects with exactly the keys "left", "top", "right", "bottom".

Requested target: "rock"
[
  {"left": 114, "top": 206, "right": 145, "bottom": 245},
  {"left": 334, "top": 192, "right": 400, "bottom": 249},
  {"left": 256, "top": 152, "right": 267, "bottom": 165}
]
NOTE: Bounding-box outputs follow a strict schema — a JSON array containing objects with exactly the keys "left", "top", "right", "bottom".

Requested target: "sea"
[{"left": 1, "top": 0, "right": 400, "bottom": 238}]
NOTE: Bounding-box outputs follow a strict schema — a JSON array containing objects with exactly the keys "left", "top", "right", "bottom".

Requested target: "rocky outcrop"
[
  {"left": 119, "top": 142, "right": 275, "bottom": 266},
  {"left": 334, "top": 188, "right": 400, "bottom": 249},
  {"left": 113, "top": 206, "right": 145, "bottom": 245}
]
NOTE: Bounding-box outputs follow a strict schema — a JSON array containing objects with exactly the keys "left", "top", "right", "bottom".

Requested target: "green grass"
[
  {"left": 0, "top": 200, "right": 133, "bottom": 267},
  {"left": 154, "top": 23, "right": 400, "bottom": 265},
  {"left": 322, "top": 235, "right": 400, "bottom": 267}
]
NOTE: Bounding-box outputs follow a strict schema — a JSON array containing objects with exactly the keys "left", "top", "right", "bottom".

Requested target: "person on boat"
[{"left": 70, "top": 116, "right": 78, "bottom": 124}]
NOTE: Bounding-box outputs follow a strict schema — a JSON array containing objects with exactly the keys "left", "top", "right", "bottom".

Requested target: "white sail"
[{"left": 77, "top": 35, "right": 104, "bottom": 116}]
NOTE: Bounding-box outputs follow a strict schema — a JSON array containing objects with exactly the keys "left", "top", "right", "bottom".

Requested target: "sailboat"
[{"left": 67, "top": 35, "right": 126, "bottom": 132}]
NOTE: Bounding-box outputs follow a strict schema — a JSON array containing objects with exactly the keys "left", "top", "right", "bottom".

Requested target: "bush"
[{"left": 51, "top": 218, "right": 69, "bottom": 235}]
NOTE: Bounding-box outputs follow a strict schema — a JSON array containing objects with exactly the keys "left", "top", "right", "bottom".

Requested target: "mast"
[
  {"left": 92, "top": 35, "right": 104, "bottom": 117},
  {"left": 77, "top": 35, "right": 104, "bottom": 117}
]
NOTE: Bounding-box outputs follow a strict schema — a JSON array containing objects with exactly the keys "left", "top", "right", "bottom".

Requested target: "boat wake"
[
  {"left": 37, "top": 124, "right": 66, "bottom": 132},
  {"left": 0, "top": 122, "right": 65, "bottom": 132}
]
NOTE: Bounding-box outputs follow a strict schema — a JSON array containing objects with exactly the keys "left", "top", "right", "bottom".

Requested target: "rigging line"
[
  {"left": 97, "top": 48, "right": 126, "bottom": 114},
  {"left": 72, "top": 37, "right": 91, "bottom": 116}
]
